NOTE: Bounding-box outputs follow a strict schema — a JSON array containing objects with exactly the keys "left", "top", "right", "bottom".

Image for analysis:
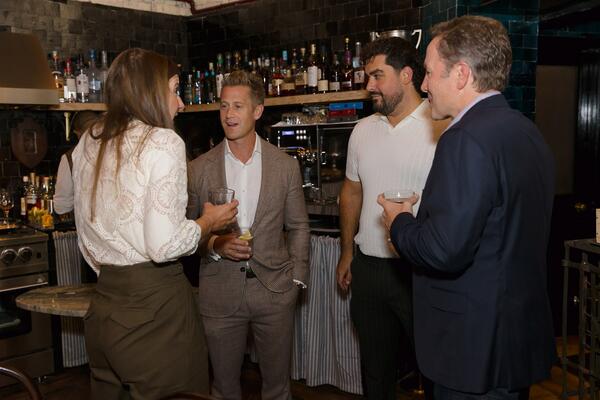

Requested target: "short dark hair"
[
  {"left": 222, "top": 70, "right": 265, "bottom": 105},
  {"left": 431, "top": 15, "right": 512, "bottom": 92},
  {"left": 362, "top": 37, "right": 424, "bottom": 90}
]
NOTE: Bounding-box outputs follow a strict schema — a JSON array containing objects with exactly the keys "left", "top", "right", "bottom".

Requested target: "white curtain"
[
  {"left": 291, "top": 235, "right": 362, "bottom": 395},
  {"left": 53, "top": 230, "right": 88, "bottom": 368}
]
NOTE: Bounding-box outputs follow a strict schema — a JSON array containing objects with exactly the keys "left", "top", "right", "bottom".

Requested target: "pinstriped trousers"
[{"left": 350, "top": 249, "right": 414, "bottom": 400}]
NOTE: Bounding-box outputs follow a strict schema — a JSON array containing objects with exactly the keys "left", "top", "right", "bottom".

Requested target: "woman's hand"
[{"left": 196, "top": 200, "right": 238, "bottom": 234}]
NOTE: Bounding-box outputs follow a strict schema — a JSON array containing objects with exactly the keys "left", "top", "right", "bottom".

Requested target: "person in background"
[
  {"left": 54, "top": 111, "right": 99, "bottom": 216},
  {"left": 378, "top": 15, "right": 556, "bottom": 400},
  {"left": 187, "top": 70, "right": 310, "bottom": 400},
  {"left": 72, "top": 48, "right": 238, "bottom": 400},
  {"left": 335, "top": 37, "right": 447, "bottom": 400}
]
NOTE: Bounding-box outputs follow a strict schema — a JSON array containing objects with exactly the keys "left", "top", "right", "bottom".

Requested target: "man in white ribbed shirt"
[
  {"left": 187, "top": 70, "right": 309, "bottom": 400},
  {"left": 336, "top": 37, "right": 448, "bottom": 400}
]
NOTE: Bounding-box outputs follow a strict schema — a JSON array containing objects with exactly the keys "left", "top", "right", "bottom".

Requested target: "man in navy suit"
[{"left": 378, "top": 15, "right": 556, "bottom": 400}]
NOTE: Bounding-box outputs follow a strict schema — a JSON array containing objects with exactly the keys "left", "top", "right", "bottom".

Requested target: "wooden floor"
[{"left": 0, "top": 338, "right": 585, "bottom": 399}]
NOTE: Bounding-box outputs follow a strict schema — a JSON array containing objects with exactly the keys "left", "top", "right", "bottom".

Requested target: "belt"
[{"left": 243, "top": 266, "right": 256, "bottom": 279}]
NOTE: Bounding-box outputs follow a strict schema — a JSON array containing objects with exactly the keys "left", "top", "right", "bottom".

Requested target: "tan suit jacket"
[{"left": 187, "top": 137, "right": 310, "bottom": 318}]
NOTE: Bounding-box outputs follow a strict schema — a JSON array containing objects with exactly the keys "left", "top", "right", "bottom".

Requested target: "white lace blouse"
[{"left": 72, "top": 120, "right": 201, "bottom": 273}]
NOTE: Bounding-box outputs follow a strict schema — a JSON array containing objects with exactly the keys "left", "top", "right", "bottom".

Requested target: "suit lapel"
[
  {"left": 251, "top": 138, "right": 275, "bottom": 231},
  {"left": 207, "top": 141, "right": 227, "bottom": 190}
]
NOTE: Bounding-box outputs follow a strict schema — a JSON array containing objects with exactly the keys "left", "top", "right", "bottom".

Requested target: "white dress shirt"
[
  {"left": 72, "top": 120, "right": 201, "bottom": 273},
  {"left": 54, "top": 154, "right": 74, "bottom": 215},
  {"left": 225, "top": 133, "right": 262, "bottom": 231}
]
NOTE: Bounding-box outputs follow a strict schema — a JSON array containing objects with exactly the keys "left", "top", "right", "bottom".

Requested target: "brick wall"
[
  {"left": 187, "top": 0, "right": 425, "bottom": 68},
  {"left": 0, "top": 0, "right": 189, "bottom": 66},
  {"left": 0, "top": 0, "right": 189, "bottom": 191},
  {"left": 461, "top": 0, "right": 540, "bottom": 120}
]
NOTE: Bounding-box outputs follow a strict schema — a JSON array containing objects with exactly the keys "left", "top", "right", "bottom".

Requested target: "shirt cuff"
[
  {"left": 293, "top": 279, "right": 307, "bottom": 289},
  {"left": 207, "top": 235, "right": 221, "bottom": 261}
]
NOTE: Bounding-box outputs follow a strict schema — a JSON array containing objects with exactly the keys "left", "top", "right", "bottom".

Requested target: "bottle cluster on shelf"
[
  {"left": 19, "top": 172, "right": 55, "bottom": 228},
  {"left": 181, "top": 37, "right": 366, "bottom": 106},
  {"left": 50, "top": 49, "right": 110, "bottom": 104}
]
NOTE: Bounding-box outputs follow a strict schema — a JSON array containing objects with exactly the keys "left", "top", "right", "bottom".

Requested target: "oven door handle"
[
  {"left": 0, "top": 282, "right": 48, "bottom": 293},
  {"left": 0, "top": 274, "right": 48, "bottom": 293}
]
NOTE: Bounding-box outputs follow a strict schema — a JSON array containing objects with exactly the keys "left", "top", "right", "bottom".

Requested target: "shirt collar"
[
  {"left": 447, "top": 91, "right": 500, "bottom": 130},
  {"left": 225, "top": 132, "right": 262, "bottom": 164},
  {"left": 376, "top": 99, "right": 430, "bottom": 126}
]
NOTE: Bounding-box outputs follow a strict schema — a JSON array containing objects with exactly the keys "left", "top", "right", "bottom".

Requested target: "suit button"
[{"left": 240, "top": 267, "right": 246, "bottom": 272}]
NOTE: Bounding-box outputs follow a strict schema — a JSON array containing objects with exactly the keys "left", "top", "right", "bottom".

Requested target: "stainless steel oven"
[{"left": 0, "top": 227, "right": 53, "bottom": 387}]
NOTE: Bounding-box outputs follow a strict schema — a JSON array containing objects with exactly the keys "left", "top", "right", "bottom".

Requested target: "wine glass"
[{"left": 0, "top": 189, "right": 14, "bottom": 225}]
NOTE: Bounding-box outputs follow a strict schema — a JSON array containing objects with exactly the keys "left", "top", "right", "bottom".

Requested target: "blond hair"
[{"left": 432, "top": 15, "right": 512, "bottom": 92}]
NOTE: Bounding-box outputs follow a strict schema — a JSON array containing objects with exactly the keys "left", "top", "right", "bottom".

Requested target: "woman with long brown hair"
[{"left": 71, "top": 48, "right": 238, "bottom": 399}]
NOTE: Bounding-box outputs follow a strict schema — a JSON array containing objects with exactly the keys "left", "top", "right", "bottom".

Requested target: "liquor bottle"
[
  {"left": 232, "top": 50, "right": 241, "bottom": 71},
  {"left": 215, "top": 53, "right": 224, "bottom": 100},
  {"left": 34, "top": 175, "right": 42, "bottom": 209},
  {"left": 41, "top": 176, "right": 53, "bottom": 214},
  {"left": 64, "top": 59, "right": 77, "bottom": 103},
  {"left": 270, "top": 57, "right": 284, "bottom": 97},
  {"left": 243, "top": 49, "right": 250, "bottom": 71},
  {"left": 100, "top": 50, "right": 109, "bottom": 94},
  {"left": 193, "top": 70, "right": 202, "bottom": 104},
  {"left": 341, "top": 38, "right": 354, "bottom": 91},
  {"left": 329, "top": 53, "right": 342, "bottom": 92},
  {"left": 50, "top": 50, "right": 64, "bottom": 101},
  {"left": 261, "top": 56, "right": 272, "bottom": 97},
  {"left": 26, "top": 172, "right": 39, "bottom": 223},
  {"left": 317, "top": 45, "right": 330, "bottom": 94},
  {"left": 294, "top": 48, "right": 307, "bottom": 95},
  {"left": 184, "top": 73, "right": 194, "bottom": 105},
  {"left": 20, "top": 175, "right": 29, "bottom": 222},
  {"left": 353, "top": 42, "right": 365, "bottom": 90},
  {"left": 205, "top": 63, "right": 216, "bottom": 103},
  {"left": 281, "top": 50, "right": 295, "bottom": 96},
  {"left": 75, "top": 55, "right": 90, "bottom": 103},
  {"left": 224, "top": 52, "right": 232, "bottom": 79},
  {"left": 88, "top": 49, "right": 102, "bottom": 103},
  {"left": 307, "top": 43, "right": 319, "bottom": 94}
]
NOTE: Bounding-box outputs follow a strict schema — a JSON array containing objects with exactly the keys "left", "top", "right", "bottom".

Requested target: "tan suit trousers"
[
  {"left": 84, "top": 262, "right": 209, "bottom": 400},
  {"left": 202, "top": 277, "right": 298, "bottom": 400}
]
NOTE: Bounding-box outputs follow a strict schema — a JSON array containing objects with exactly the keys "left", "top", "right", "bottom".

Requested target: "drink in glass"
[
  {"left": 208, "top": 188, "right": 235, "bottom": 205},
  {"left": 383, "top": 189, "right": 415, "bottom": 203},
  {"left": 238, "top": 228, "right": 253, "bottom": 256}
]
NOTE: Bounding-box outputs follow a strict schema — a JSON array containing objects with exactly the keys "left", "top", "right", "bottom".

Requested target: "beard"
[{"left": 372, "top": 91, "right": 404, "bottom": 116}]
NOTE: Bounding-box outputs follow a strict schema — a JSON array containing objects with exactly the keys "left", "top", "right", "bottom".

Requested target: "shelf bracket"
[{"left": 64, "top": 111, "right": 71, "bottom": 142}]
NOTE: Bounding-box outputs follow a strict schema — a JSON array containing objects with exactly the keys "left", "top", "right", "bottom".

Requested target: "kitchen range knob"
[
  {"left": 17, "top": 247, "right": 33, "bottom": 262},
  {"left": 0, "top": 249, "right": 17, "bottom": 265}
]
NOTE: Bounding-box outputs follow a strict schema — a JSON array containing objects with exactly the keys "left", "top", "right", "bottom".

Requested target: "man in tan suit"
[{"left": 187, "top": 70, "right": 310, "bottom": 400}]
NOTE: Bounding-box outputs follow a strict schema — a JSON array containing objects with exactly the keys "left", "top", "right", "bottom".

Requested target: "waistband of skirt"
[
  {"left": 98, "top": 260, "right": 180, "bottom": 269},
  {"left": 96, "top": 260, "right": 183, "bottom": 291}
]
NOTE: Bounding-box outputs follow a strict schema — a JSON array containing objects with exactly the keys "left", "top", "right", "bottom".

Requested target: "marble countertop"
[{"left": 16, "top": 284, "right": 96, "bottom": 317}]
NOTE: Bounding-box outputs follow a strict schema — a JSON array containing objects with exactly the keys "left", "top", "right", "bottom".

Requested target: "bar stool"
[{"left": 0, "top": 366, "right": 43, "bottom": 400}]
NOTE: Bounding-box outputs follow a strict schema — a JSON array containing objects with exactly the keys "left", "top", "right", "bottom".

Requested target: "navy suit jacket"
[{"left": 390, "top": 94, "right": 556, "bottom": 393}]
